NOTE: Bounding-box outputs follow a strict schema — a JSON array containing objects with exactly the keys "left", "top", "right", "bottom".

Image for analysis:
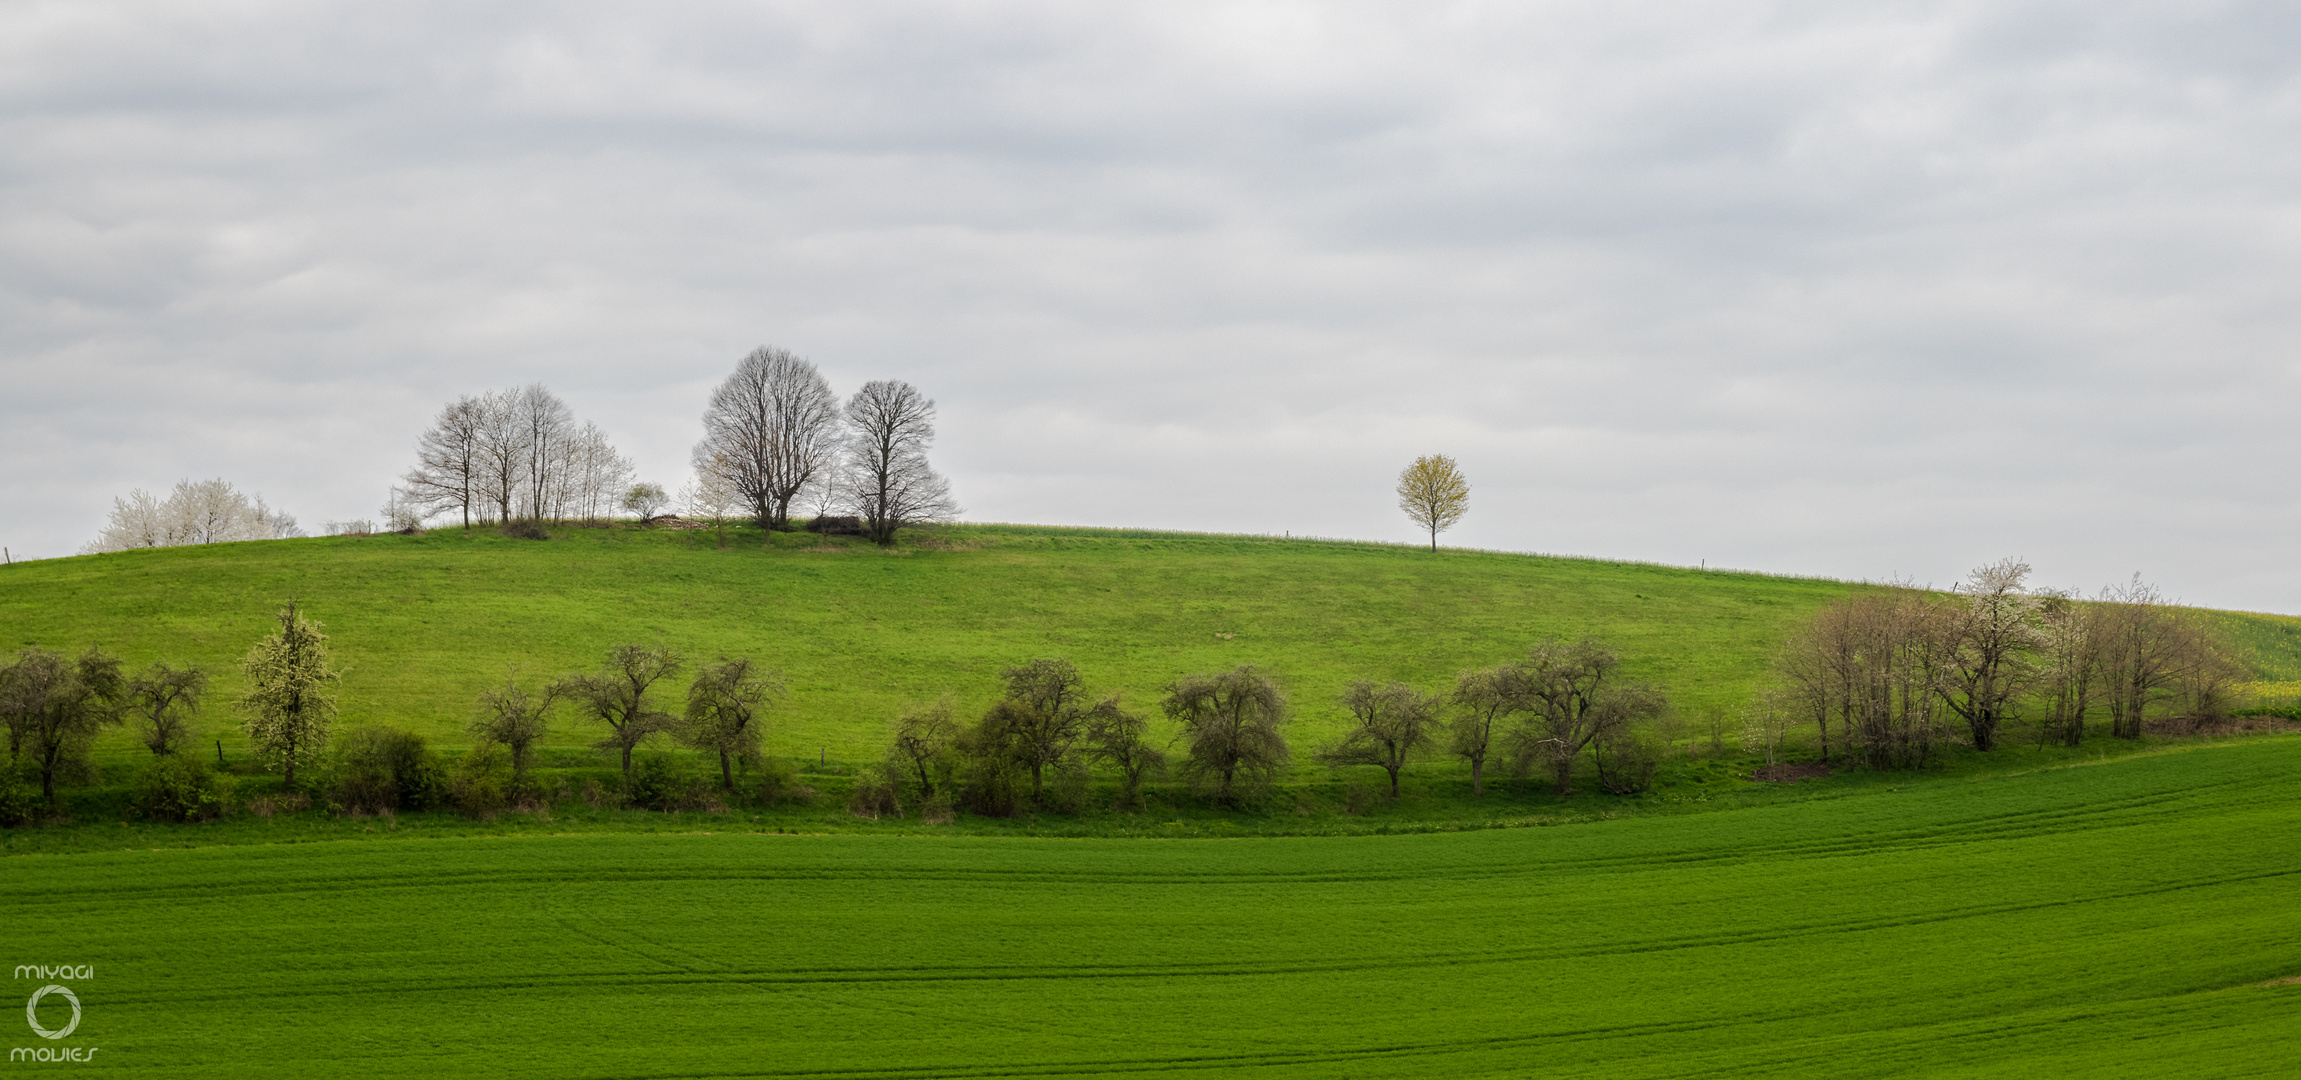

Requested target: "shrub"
[
  {"left": 1043, "top": 757, "right": 1091, "bottom": 815},
  {"left": 622, "top": 753, "right": 701, "bottom": 812},
  {"left": 752, "top": 758, "right": 817, "bottom": 808},
  {"left": 1596, "top": 731, "right": 1663, "bottom": 795},
  {"left": 849, "top": 765, "right": 904, "bottom": 819},
  {"left": 447, "top": 741, "right": 512, "bottom": 818},
  {"left": 325, "top": 726, "right": 446, "bottom": 814},
  {"left": 135, "top": 755, "right": 233, "bottom": 822},
  {"left": 499, "top": 519, "right": 550, "bottom": 540},
  {"left": 0, "top": 770, "right": 33, "bottom": 828},
  {"left": 804, "top": 515, "right": 864, "bottom": 536}
]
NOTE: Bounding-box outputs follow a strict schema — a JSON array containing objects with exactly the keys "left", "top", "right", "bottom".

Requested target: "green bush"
[
  {"left": 0, "top": 768, "right": 33, "bottom": 828},
  {"left": 622, "top": 753, "right": 702, "bottom": 812},
  {"left": 849, "top": 765, "right": 903, "bottom": 819},
  {"left": 325, "top": 726, "right": 446, "bottom": 814},
  {"left": 447, "top": 741, "right": 512, "bottom": 817},
  {"left": 1596, "top": 731, "right": 1664, "bottom": 795},
  {"left": 135, "top": 755, "right": 233, "bottom": 822},
  {"left": 751, "top": 757, "right": 816, "bottom": 808}
]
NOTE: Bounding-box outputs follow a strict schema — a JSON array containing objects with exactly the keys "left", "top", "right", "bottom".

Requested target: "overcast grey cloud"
[{"left": 5, "top": 1, "right": 2300, "bottom": 608}]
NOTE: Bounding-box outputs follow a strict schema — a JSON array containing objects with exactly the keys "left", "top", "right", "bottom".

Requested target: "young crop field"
[{"left": 8, "top": 737, "right": 2299, "bottom": 1077}]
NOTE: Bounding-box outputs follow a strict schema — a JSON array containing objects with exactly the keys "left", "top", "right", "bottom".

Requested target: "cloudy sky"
[{"left": 5, "top": 2, "right": 2299, "bottom": 609}]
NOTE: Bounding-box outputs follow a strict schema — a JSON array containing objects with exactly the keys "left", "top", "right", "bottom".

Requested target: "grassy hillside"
[
  {"left": 12, "top": 736, "right": 2299, "bottom": 1078},
  {"left": 0, "top": 523, "right": 1871, "bottom": 765}
]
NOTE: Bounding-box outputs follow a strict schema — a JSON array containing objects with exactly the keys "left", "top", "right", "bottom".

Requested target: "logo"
[
  {"left": 23, "top": 987, "right": 77, "bottom": 1040},
  {"left": 11, "top": 966, "right": 97, "bottom": 1064}
]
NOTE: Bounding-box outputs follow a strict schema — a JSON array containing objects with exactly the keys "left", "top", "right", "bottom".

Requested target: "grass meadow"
[
  {"left": 7, "top": 525, "right": 2300, "bottom": 1076},
  {"left": 7, "top": 736, "right": 2298, "bottom": 1077}
]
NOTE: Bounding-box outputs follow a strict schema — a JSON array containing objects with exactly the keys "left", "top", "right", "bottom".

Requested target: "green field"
[{"left": 8, "top": 736, "right": 2298, "bottom": 1077}]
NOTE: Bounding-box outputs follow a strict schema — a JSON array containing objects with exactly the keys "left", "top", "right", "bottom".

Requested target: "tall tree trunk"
[{"left": 1469, "top": 754, "right": 1485, "bottom": 797}]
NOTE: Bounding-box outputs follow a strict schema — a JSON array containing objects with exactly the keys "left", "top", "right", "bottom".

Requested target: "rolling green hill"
[
  {"left": 1, "top": 523, "right": 1875, "bottom": 765},
  {"left": 7, "top": 521, "right": 2298, "bottom": 774},
  {"left": 11, "top": 735, "right": 2298, "bottom": 1078}
]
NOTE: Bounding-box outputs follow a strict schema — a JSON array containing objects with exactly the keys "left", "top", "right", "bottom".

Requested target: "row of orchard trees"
[
  {"left": 399, "top": 384, "right": 637, "bottom": 529},
  {"left": 864, "top": 642, "right": 1670, "bottom": 819},
  {"left": 1762, "top": 560, "right": 2242, "bottom": 770}
]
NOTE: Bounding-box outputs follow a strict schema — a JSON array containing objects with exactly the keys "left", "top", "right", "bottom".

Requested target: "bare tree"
[
  {"left": 2034, "top": 590, "right": 2101, "bottom": 747},
  {"left": 1937, "top": 559, "right": 2041, "bottom": 752},
  {"left": 986, "top": 658, "right": 1095, "bottom": 803},
  {"left": 683, "top": 656, "right": 782, "bottom": 790},
  {"left": 2096, "top": 576, "right": 2186, "bottom": 740},
  {"left": 1319, "top": 680, "right": 1440, "bottom": 798},
  {"left": 566, "top": 422, "right": 635, "bottom": 524},
  {"left": 126, "top": 662, "right": 207, "bottom": 756},
  {"left": 0, "top": 647, "right": 126, "bottom": 807},
  {"left": 1083, "top": 696, "right": 1165, "bottom": 808},
  {"left": 1449, "top": 665, "right": 1526, "bottom": 797},
  {"left": 1396, "top": 454, "right": 1470, "bottom": 551},
  {"left": 403, "top": 395, "right": 488, "bottom": 529},
  {"left": 472, "top": 388, "right": 524, "bottom": 525},
  {"left": 557, "top": 644, "right": 684, "bottom": 782},
  {"left": 472, "top": 676, "right": 559, "bottom": 786},
  {"left": 237, "top": 601, "right": 340, "bottom": 788},
  {"left": 514, "top": 384, "right": 576, "bottom": 522},
  {"left": 889, "top": 697, "right": 961, "bottom": 805},
  {"left": 681, "top": 455, "right": 744, "bottom": 548},
  {"left": 1509, "top": 639, "right": 1664, "bottom": 796},
  {"left": 695, "top": 347, "right": 846, "bottom": 531},
  {"left": 843, "top": 380, "right": 959, "bottom": 545},
  {"left": 1162, "top": 665, "right": 1290, "bottom": 804}
]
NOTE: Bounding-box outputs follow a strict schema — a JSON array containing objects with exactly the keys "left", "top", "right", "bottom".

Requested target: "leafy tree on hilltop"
[{"left": 1396, "top": 454, "right": 1469, "bottom": 552}]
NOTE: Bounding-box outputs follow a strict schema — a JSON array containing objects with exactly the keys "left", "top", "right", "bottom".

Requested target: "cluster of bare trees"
[
  {"left": 1299, "top": 641, "right": 1672, "bottom": 804},
  {"left": 692, "top": 347, "right": 958, "bottom": 545},
  {"left": 1769, "top": 561, "right": 2242, "bottom": 769},
  {"left": 82, "top": 478, "right": 303, "bottom": 554},
  {"left": 400, "top": 384, "right": 636, "bottom": 529}
]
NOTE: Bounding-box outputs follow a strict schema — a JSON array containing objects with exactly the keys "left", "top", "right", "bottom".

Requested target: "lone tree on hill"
[
  {"left": 237, "top": 601, "right": 340, "bottom": 788},
  {"left": 559, "top": 644, "right": 684, "bottom": 783},
  {"left": 693, "top": 346, "right": 847, "bottom": 531},
  {"left": 1396, "top": 454, "right": 1469, "bottom": 551},
  {"left": 1318, "top": 679, "right": 1441, "bottom": 799},
  {"left": 126, "top": 661, "right": 208, "bottom": 756},
  {"left": 844, "top": 380, "right": 959, "bottom": 545},
  {"left": 683, "top": 656, "right": 782, "bottom": 790},
  {"left": 1162, "top": 665, "right": 1290, "bottom": 804},
  {"left": 1, "top": 647, "right": 126, "bottom": 807}
]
